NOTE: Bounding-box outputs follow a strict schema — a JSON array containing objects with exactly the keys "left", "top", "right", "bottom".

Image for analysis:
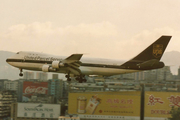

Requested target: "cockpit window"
[{"left": 16, "top": 52, "right": 19, "bottom": 54}]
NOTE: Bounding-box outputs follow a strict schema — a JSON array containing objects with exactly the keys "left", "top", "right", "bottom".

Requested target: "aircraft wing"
[
  {"left": 64, "top": 54, "right": 83, "bottom": 64},
  {"left": 62, "top": 54, "right": 83, "bottom": 75}
]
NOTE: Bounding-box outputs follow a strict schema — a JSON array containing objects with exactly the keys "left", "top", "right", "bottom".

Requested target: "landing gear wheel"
[
  {"left": 75, "top": 76, "right": 87, "bottom": 83},
  {"left": 79, "top": 79, "right": 83, "bottom": 83},
  {"left": 83, "top": 79, "right": 87, "bottom": 82},
  {"left": 75, "top": 77, "right": 80, "bottom": 81},
  {"left": 19, "top": 69, "right": 23, "bottom": 77},
  {"left": 66, "top": 74, "right": 71, "bottom": 82},
  {"left": 67, "top": 78, "right": 71, "bottom": 82},
  {"left": 19, "top": 73, "right": 23, "bottom": 77}
]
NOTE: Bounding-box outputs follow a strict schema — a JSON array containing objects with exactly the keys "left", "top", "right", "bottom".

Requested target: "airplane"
[{"left": 6, "top": 35, "right": 171, "bottom": 82}]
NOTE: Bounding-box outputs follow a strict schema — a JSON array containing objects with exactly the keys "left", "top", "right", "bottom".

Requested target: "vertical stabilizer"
[
  {"left": 132, "top": 36, "right": 171, "bottom": 61},
  {"left": 121, "top": 36, "right": 172, "bottom": 70}
]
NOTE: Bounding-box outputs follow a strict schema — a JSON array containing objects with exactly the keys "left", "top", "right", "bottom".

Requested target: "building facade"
[
  {"left": 23, "top": 71, "right": 35, "bottom": 80},
  {"left": 4, "top": 81, "right": 18, "bottom": 91},
  {"left": 36, "top": 72, "right": 48, "bottom": 81},
  {"left": 48, "top": 78, "right": 67, "bottom": 101}
]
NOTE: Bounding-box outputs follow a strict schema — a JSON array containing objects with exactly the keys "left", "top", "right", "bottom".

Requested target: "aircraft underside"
[{"left": 8, "top": 62, "right": 140, "bottom": 83}]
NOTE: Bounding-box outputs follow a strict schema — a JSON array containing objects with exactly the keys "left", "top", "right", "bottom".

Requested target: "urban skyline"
[{"left": 1, "top": 1, "right": 180, "bottom": 120}]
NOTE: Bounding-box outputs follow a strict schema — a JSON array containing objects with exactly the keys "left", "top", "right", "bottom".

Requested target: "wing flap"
[{"left": 62, "top": 54, "right": 83, "bottom": 75}]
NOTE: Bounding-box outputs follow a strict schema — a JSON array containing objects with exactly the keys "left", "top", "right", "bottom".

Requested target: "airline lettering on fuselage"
[
  {"left": 24, "top": 56, "right": 62, "bottom": 61},
  {"left": 153, "top": 44, "right": 163, "bottom": 58}
]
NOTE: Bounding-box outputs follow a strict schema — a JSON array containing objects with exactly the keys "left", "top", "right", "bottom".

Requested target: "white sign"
[{"left": 17, "top": 103, "right": 60, "bottom": 118}]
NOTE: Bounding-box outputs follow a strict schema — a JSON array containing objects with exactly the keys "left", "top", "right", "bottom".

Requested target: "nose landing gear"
[{"left": 19, "top": 69, "right": 23, "bottom": 77}]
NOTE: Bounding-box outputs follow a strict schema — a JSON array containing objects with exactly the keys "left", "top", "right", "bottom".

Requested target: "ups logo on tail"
[{"left": 153, "top": 44, "right": 163, "bottom": 58}]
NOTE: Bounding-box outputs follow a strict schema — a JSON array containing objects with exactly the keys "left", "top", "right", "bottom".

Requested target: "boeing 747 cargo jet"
[{"left": 6, "top": 36, "right": 171, "bottom": 82}]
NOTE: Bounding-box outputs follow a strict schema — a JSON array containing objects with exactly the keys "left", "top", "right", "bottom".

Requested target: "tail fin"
[
  {"left": 121, "top": 35, "right": 172, "bottom": 70},
  {"left": 132, "top": 35, "right": 171, "bottom": 61}
]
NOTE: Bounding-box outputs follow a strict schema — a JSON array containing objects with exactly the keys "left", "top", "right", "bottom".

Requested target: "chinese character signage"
[
  {"left": 68, "top": 91, "right": 141, "bottom": 116},
  {"left": 145, "top": 91, "right": 180, "bottom": 118}
]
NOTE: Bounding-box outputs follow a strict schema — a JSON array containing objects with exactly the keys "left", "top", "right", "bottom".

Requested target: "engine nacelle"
[
  {"left": 52, "top": 61, "right": 65, "bottom": 68},
  {"left": 42, "top": 65, "right": 56, "bottom": 72}
]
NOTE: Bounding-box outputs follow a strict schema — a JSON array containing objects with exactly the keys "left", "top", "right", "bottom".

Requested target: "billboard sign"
[
  {"left": 145, "top": 91, "right": 180, "bottom": 118},
  {"left": 22, "top": 81, "right": 48, "bottom": 101},
  {"left": 68, "top": 91, "right": 141, "bottom": 117},
  {"left": 17, "top": 103, "right": 60, "bottom": 118}
]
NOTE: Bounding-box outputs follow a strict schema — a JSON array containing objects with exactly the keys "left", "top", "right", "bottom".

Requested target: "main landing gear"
[
  {"left": 65, "top": 74, "right": 87, "bottom": 83},
  {"left": 75, "top": 75, "right": 87, "bottom": 83},
  {"left": 65, "top": 74, "right": 71, "bottom": 82},
  {"left": 19, "top": 69, "right": 23, "bottom": 77}
]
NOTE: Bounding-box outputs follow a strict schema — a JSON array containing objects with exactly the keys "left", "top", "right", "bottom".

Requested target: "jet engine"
[
  {"left": 52, "top": 61, "right": 65, "bottom": 68},
  {"left": 42, "top": 65, "right": 56, "bottom": 72}
]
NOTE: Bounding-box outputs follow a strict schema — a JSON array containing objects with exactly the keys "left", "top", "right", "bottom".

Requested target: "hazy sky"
[{"left": 0, "top": 0, "right": 180, "bottom": 60}]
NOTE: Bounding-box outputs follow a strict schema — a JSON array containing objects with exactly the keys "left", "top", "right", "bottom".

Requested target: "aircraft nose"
[
  {"left": 6, "top": 58, "right": 15, "bottom": 67},
  {"left": 6, "top": 58, "right": 14, "bottom": 66},
  {"left": 6, "top": 58, "right": 9, "bottom": 63},
  {"left": 6, "top": 58, "right": 11, "bottom": 64}
]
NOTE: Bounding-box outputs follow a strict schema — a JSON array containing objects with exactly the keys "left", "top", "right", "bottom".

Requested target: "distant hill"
[
  {"left": 161, "top": 51, "right": 180, "bottom": 75},
  {"left": 0, "top": 51, "right": 180, "bottom": 80},
  {"left": 0, "top": 51, "right": 19, "bottom": 80}
]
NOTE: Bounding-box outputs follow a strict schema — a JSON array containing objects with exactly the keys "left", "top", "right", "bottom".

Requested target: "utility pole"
[{"left": 140, "top": 84, "right": 145, "bottom": 120}]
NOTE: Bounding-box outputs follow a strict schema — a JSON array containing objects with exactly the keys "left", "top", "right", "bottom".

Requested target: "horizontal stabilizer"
[{"left": 137, "top": 59, "right": 164, "bottom": 69}]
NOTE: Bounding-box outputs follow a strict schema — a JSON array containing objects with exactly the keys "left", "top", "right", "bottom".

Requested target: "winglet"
[{"left": 65, "top": 54, "right": 83, "bottom": 61}]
